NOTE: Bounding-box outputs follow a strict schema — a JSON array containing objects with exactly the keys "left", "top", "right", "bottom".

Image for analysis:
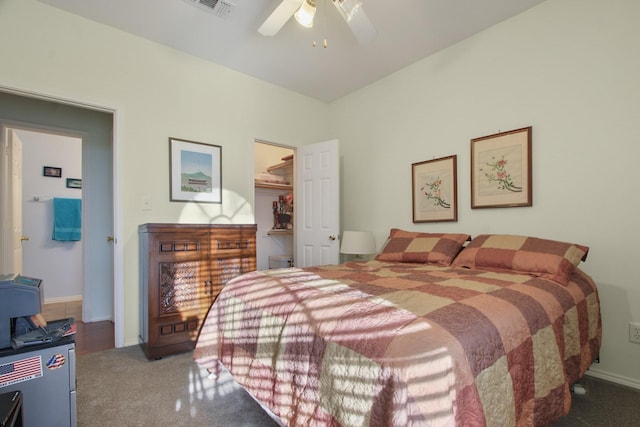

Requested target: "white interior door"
[
  {"left": 295, "top": 139, "right": 340, "bottom": 267},
  {"left": 0, "top": 127, "right": 24, "bottom": 275},
  {"left": 10, "top": 130, "right": 23, "bottom": 274},
  {"left": 82, "top": 127, "right": 114, "bottom": 323}
]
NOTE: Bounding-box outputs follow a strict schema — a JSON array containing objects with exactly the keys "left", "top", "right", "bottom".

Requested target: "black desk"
[{"left": 0, "top": 391, "right": 22, "bottom": 427}]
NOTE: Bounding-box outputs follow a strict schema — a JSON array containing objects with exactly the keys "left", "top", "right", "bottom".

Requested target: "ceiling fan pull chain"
[
  {"left": 312, "top": 0, "right": 328, "bottom": 48},
  {"left": 323, "top": 0, "right": 328, "bottom": 48}
]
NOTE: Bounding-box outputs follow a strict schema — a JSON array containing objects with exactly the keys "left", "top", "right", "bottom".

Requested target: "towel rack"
[{"left": 32, "top": 196, "right": 53, "bottom": 201}]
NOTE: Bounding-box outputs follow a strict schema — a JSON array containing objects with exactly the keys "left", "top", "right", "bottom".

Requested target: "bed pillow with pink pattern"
[
  {"left": 452, "top": 234, "right": 589, "bottom": 285},
  {"left": 375, "top": 229, "right": 470, "bottom": 266}
]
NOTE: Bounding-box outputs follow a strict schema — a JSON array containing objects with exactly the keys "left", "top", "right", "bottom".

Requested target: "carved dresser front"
[{"left": 138, "top": 223, "right": 256, "bottom": 359}]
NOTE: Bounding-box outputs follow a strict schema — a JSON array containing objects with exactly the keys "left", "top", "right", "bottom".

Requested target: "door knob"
[
  {"left": 106, "top": 236, "right": 115, "bottom": 242},
  {"left": 21, "top": 235, "right": 30, "bottom": 242},
  {"left": 329, "top": 235, "right": 337, "bottom": 241}
]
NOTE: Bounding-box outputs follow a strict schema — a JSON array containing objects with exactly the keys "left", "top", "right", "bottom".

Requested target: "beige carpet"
[
  {"left": 78, "top": 346, "right": 640, "bottom": 426},
  {"left": 76, "top": 345, "right": 280, "bottom": 427}
]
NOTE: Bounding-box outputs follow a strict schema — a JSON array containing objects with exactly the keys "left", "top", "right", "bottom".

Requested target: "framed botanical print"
[
  {"left": 412, "top": 155, "right": 458, "bottom": 222},
  {"left": 471, "top": 127, "right": 532, "bottom": 208}
]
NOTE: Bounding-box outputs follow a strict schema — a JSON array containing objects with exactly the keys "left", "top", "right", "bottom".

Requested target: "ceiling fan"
[{"left": 258, "top": 0, "right": 376, "bottom": 44}]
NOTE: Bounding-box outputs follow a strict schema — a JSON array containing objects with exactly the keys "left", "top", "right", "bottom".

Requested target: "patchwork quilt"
[{"left": 194, "top": 261, "right": 601, "bottom": 426}]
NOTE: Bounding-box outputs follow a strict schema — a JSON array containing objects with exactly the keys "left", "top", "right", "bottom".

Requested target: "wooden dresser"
[{"left": 138, "top": 223, "right": 256, "bottom": 359}]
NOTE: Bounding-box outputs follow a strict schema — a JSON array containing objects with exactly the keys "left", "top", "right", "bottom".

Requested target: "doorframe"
[
  {"left": 255, "top": 138, "right": 341, "bottom": 268},
  {"left": 0, "top": 84, "right": 124, "bottom": 348},
  {"left": 254, "top": 138, "right": 297, "bottom": 269}
]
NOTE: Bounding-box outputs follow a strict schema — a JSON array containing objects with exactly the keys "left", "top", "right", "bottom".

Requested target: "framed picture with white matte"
[
  {"left": 169, "top": 137, "right": 222, "bottom": 203},
  {"left": 412, "top": 155, "right": 458, "bottom": 223},
  {"left": 471, "top": 126, "right": 532, "bottom": 209}
]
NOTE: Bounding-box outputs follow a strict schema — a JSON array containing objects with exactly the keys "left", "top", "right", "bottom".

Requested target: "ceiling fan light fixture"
[{"left": 295, "top": 0, "right": 316, "bottom": 28}]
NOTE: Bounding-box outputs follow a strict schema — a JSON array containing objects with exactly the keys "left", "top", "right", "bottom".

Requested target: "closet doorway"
[
  {"left": 254, "top": 138, "right": 341, "bottom": 269},
  {"left": 254, "top": 140, "right": 295, "bottom": 271}
]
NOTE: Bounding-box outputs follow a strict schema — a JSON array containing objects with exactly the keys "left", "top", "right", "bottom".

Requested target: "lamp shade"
[{"left": 340, "top": 231, "right": 376, "bottom": 255}]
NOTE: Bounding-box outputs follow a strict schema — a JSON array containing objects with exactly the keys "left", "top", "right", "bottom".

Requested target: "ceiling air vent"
[{"left": 184, "top": 0, "right": 235, "bottom": 19}]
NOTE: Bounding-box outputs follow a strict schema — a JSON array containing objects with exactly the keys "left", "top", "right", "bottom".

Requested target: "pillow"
[
  {"left": 451, "top": 234, "right": 589, "bottom": 285},
  {"left": 375, "top": 229, "right": 470, "bottom": 266}
]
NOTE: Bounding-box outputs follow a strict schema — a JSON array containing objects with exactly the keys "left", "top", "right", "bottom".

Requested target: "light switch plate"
[{"left": 141, "top": 196, "right": 152, "bottom": 211}]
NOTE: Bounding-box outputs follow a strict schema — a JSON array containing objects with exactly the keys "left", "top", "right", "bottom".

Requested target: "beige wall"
[
  {"left": 0, "top": 0, "right": 330, "bottom": 347},
  {"left": 331, "top": 0, "right": 640, "bottom": 387}
]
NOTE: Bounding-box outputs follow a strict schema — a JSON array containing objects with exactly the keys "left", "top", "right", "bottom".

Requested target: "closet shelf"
[
  {"left": 255, "top": 182, "right": 293, "bottom": 191},
  {"left": 266, "top": 159, "right": 293, "bottom": 173}
]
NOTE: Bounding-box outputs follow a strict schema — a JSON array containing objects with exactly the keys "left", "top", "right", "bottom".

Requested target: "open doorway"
[
  {"left": 0, "top": 90, "right": 116, "bottom": 353},
  {"left": 16, "top": 128, "right": 83, "bottom": 302},
  {"left": 254, "top": 140, "right": 295, "bottom": 270}
]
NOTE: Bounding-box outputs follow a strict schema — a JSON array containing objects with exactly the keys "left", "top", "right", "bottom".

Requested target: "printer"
[
  {"left": 0, "top": 274, "right": 73, "bottom": 350},
  {"left": 0, "top": 274, "right": 43, "bottom": 349}
]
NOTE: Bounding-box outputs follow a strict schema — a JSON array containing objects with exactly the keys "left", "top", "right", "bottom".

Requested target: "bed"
[{"left": 194, "top": 231, "right": 602, "bottom": 426}]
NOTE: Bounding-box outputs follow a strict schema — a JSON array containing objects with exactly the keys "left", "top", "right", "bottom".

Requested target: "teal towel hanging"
[{"left": 52, "top": 197, "right": 82, "bottom": 241}]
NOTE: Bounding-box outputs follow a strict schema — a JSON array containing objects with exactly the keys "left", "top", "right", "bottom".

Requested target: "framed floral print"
[
  {"left": 471, "top": 126, "right": 532, "bottom": 209},
  {"left": 412, "top": 155, "right": 458, "bottom": 223}
]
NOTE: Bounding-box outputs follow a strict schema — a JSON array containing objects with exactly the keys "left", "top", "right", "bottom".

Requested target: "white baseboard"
[
  {"left": 83, "top": 315, "right": 113, "bottom": 323},
  {"left": 43, "top": 295, "right": 82, "bottom": 304},
  {"left": 585, "top": 368, "right": 640, "bottom": 391}
]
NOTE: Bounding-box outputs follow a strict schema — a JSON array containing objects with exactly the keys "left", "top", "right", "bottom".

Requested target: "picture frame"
[
  {"left": 169, "top": 137, "right": 222, "bottom": 203},
  {"left": 43, "top": 166, "right": 62, "bottom": 178},
  {"left": 412, "top": 155, "right": 458, "bottom": 223},
  {"left": 66, "top": 178, "right": 82, "bottom": 189},
  {"left": 471, "top": 126, "right": 532, "bottom": 209}
]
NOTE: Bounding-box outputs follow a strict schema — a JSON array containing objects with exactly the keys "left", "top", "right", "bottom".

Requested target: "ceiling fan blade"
[
  {"left": 258, "top": 0, "right": 305, "bottom": 36},
  {"left": 346, "top": 8, "right": 376, "bottom": 43},
  {"left": 332, "top": 0, "right": 376, "bottom": 44}
]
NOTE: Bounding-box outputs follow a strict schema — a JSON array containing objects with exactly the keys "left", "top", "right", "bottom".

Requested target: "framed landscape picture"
[
  {"left": 412, "top": 155, "right": 458, "bottom": 223},
  {"left": 169, "top": 137, "right": 222, "bottom": 203},
  {"left": 471, "top": 126, "right": 532, "bottom": 209}
]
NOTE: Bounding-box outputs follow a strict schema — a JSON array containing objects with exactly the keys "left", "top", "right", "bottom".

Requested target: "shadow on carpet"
[{"left": 76, "top": 345, "right": 281, "bottom": 427}]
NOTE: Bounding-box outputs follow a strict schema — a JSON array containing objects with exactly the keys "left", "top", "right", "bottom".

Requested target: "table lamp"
[{"left": 340, "top": 230, "right": 376, "bottom": 261}]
